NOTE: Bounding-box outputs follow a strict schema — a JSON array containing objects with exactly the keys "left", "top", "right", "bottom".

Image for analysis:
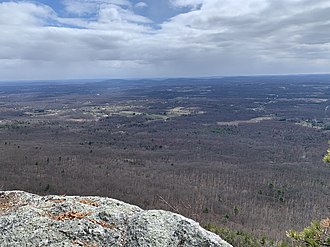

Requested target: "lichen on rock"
[{"left": 0, "top": 191, "right": 232, "bottom": 247}]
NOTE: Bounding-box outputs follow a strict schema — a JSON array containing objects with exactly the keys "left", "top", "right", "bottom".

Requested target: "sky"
[{"left": 0, "top": 0, "right": 330, "bottom": 80}]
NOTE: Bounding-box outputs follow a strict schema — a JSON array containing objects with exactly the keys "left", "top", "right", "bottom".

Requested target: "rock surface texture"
[{"left": 0, "top": 191, "right": 232, "bottom": 247}]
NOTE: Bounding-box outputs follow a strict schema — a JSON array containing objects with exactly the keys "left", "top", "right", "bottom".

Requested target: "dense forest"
[{"left": 0, "top": 75, "right": 329, "bottom": 245}]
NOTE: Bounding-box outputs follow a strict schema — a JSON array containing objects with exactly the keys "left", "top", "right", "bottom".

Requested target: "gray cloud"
[{"left": 0, "top": 0, "right": 329, "bottom": 80}]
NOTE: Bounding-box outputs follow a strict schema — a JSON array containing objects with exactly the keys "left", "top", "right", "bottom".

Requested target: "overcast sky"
[{"left": 0, "top": 0, "right": 329, "bottom": 80}]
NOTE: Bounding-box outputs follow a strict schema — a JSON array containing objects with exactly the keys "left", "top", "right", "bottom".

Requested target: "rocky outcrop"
[{"left": 0, "top": 191, "right": 232, "bottom": 247}]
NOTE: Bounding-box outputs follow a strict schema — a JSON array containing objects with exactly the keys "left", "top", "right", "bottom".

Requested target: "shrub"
[{"left": 287, "top": 219, "right": 330, "bottom": 247}]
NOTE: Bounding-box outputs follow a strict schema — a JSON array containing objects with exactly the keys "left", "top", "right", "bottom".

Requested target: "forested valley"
[{"left": 0, "top": 75, "right": 329, "bottom": 245}]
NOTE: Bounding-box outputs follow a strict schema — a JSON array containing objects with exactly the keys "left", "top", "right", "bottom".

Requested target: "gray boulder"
[{"left": 0, "top": 191, "right": 232, "bottom": 247}]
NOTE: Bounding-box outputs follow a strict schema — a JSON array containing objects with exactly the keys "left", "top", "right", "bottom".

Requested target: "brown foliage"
[
  {"left": 320, "top": 218, "right": 330, "bottom": 229},
  {"left": 0, "top": 192, "right": 22, "bottom": 215},
  {"left": 52, "top": 211, "right": 91, "bottom": 221},
  {"left": 79, "top": 199, "right": 99, "bottom": 207}
]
